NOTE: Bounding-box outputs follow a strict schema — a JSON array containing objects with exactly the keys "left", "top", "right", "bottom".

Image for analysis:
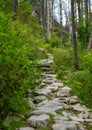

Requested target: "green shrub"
[
  {"left": 52, "top": 47, "right": 73, "bottom": 66},
  {"left": 83, "top": 50, "right": 92, "bottom": 72},
  {"left": 45, "top": 35, "right": 61, "bottom": 48},
  {"left": 52, "top": 46, "right": 92, "bottom": 108},
  {"left": 0, "top": 12, "right": 41, "bottom": 128},
  {"left": 66, "top": 69, "right": 92, "bottom": 107}
]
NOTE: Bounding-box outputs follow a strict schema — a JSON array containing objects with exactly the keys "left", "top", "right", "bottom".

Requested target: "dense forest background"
[{"left": 0, "top": 0, "right": 92, "bottom": 129}]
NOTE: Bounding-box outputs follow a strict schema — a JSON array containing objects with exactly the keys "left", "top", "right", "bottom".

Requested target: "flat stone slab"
[
  {"left": 33, "top": 96, "right": 47, "bottom": 102},
  {"left": 43, "top": 74, "right": 57, "bottom": 78},
  {"left": 18, "top": 127, "right": 35, "bottom": 130},
  {"left": 52, "top": 122, "right": 77, "bottom": 130},
  {"left": 84, "top": 119, "right": 92, "bottom": 123},
  {"left": 78, "top": 111, "right": 89, "bottom": 119},
  {"left": 68, "top": 96, "right": 79, "bottom": 104},
  {"left": 57, "top": 86, "right": 72, "bottom": 97},
  {"left": 27, "top": 114, "right": 50, "bottom": 128},
  {"left": 35, "top": 88, "right": 51, "bottom": 96},
  {"left": 33, "top": 105, "right": 63, "bottom": 115},
  {"left": 43, "top": 79, "right": 56, "bottom": 84},
  {"left": 52, "top": 82, "right": 63, "bottom": 88},
  {"left": 60, "top": 96, "right": 79, "bottom": 105},
  {"left": 66, "top": 123, "right": 77, "bottom": 130},
  {"left": 47, "top": 85, "right": 59, "bottom": 92},
  {"left": 55, "top": 115, "right": 69, "bottom": 122},
  {"left": 37, "top": 99, "right": 49, "bottom": 107},
  {"left": 69, "top": 116, "right": 84, "bottom": 122},
  {"left": 52, "top": 123, "right": 66, "bottom": 130},
  {"left": 43, "top": 98, "right": 61, "bottom": 107},
  {"left": 33, "top": 99, "right": 63, "bottom": 115},
  {"left": 71, "top": 103, "right": 87, "bottom": 112}
]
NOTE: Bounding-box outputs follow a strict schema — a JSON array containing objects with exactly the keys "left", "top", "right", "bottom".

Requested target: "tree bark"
[
  {"left": 71, "top": 0, "right": 79, "bottom": 69},
  {"left": 59, "top": 0, "right": 62, "bottom": 40},
  {"left": 88, "top": 33, "right": 92, "bottom": 51},
  {"left": 78, "top": 0, "right": 82, "bottom": 20},
  {"left": 47, "top": 0, "right": 51, "bottom": 38},
  {"left": 84, "top": 0, "right": 88, "bottom": 27},
  {"left": 12, "top": 0, "right": 18, "bottom": 20},
  {"left": 42, "top": 0, "right": 46, "bottom": 38}
]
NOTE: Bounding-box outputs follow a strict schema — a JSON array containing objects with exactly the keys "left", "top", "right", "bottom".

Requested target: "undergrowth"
[{"left": 52, "top": 46, "right": 92, "bottom": 108}]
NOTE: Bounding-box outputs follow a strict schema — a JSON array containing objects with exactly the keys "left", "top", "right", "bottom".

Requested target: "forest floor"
[{"left": 18, "top": 54, "right": 92, "bottom": 130}]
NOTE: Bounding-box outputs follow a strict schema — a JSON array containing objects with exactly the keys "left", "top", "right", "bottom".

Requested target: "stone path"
[{"left": 18, "top": 54, "right": 92, "bottom": 130}]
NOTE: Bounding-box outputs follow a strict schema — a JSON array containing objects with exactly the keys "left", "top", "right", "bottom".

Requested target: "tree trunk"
[
  {"left": 81, "top": 0, "right": 84, "bottom": 19},
  {"left": 88, "top": 0, "right": 92, "bottom": 30},
  {"left": 71, "top": 0, "right": 79, "bottom": 69},
  {"left": 13, "top": 0, "right": 18, "bottom": 20},
  {"left": 78, "top": 0, "right": 82, "bottom": 20},
  {"left": 42, "top": 0, "right": 46, "bottom": 38},
  {"left": 88, "top": 33, "right": 92, "bottom": 51},
  {"left": 47, "top": 0, "right": 51, "bottom": 38},
  {"left": 84, "top": 0, "right": 88, "bottom": 27},
  {"left": 59, "top": 0, "right": 62, "bottom": 40}
]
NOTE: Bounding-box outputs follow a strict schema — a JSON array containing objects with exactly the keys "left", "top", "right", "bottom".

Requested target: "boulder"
[
  {"left": 27, "top": 114, "right": 50, "bottom": 128},
  {"left": 71, "top": 104, "right": 87, "bottom": 112},
  {"left": 35, "top": 88, "right": 51, "bottom": 96},
  {"left": 57, "top": 86, "right": 72, "bottom": 97},
  {"left": 52, "top": 123, "right": 66, "bottom": 130}
]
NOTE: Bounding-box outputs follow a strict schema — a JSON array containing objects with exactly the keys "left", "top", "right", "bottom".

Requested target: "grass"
[
  {"left": 46, "top": 95, "right": 52, "bottom": 100},
  {"left": 87, "top": 125, "right": 92, "bottom": 130},
  {"left": 55, "top": 109, "right": 63, "bottom": 115}
]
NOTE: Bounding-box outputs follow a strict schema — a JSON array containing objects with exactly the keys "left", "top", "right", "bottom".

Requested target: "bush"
[
  {"left": 52, "top": 47, "right": 73, "bottom": 66},
  {"left": 83, "top": 50, "right": 92, "bottom": 72},
  {"left": 66, "top": 69, "right": 92, "bottom": 107},
  {"left": 0, "top": 12, "right": 41, "bottom": 128},
  {"left": 45, "top": 35, "right": 61, "bottom": 48},
  {"left": 52, "top": 47, "right": 92, "bottom": 108}
]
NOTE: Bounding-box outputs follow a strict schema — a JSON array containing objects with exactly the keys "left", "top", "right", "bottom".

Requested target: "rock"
[
  {"left": 33, "top": 105, "right": 63, "bottom": 115},
  {"left": 43, "top": 79, "right": 55, "bottom": 84},
  {"left": 35, "top": 88, "right": 51, "bottom": 96},
  {"left": 18, "top": 127, "right": 35, "bottom": 130},
  {"left": 27, "top": 114, "right": 50, "bottom": 128},
  {"left": 47, "top": 85, "right": 59, "bottom": 92},
  {"left": 69, "top": 116, "right": 84, "bottom": 122},
  {"left": 52, "top": 123, "right": 66, "bottom": 130},
  {"left": 89, "top": 113, "right": 92, "bottom": 118},
  {"left": 84, "top": 119, "right": 92, "bottom": 123},
  {"left": 68, "top": 96, "right": 79, "bottom": 104},
  {"left": 60, "top": 96, "right": 78, "bottom": 105},
  {"left": 52, "top": 82, "right": 63, "bottom": 88},
  {"left": 38, "top": 59, "right": 48, "bottom": 65},
  {"left": 33, "top": 96, "right": 47, "bottom": 103},
  {"left": 71, "top": 104, "right": 87, "bottom": 112},
  {"left": 52, "top": 122, "right": 77, "bottom": 130},
  {"left": 57, "top": 86, "right": 72, "bottom": 97},
  {"left": 33, "top": 107, "right": 57, "bottom": 115},
  {"left": 33, "top": 98, "right": 63, "bottom": 115},
  {"left": 37, "top": 99, "right": 48, "bottom": 107},
  {"left": 41, "top": 67, "right": 52, "bottom": 71},
  {"left": 61, "top": 103, "right": 70, "bottom": 109},
  {"left": 43, "top": 98, "right": 61, "bottom": 107},
  {"left": 42, "top": 73, "right": 56, "bottom": 78},
  {"left": 78, "top": 111, "right": 89, "bottom": 119},
  {"left": 55, "top": 115, "right": 68, "bottom": 122},
  {"left": 66, "top": 123, "right": 77, "bottom": 130},
  {"left": 40, "top": 82, "right": 46, "bottom": 87}
]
